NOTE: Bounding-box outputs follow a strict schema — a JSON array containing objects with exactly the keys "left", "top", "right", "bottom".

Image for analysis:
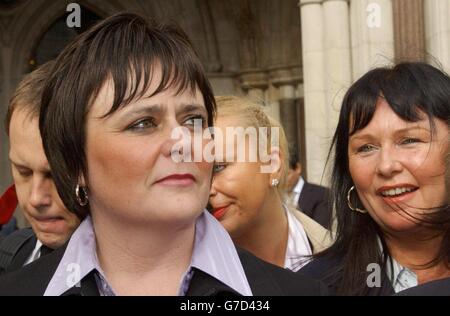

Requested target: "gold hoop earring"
[
  {"left": 347, "top": 186, "right": 367, "bottom": 214},
  {"left": 75, "top": 184, "right": 89, "bottom": 207}
]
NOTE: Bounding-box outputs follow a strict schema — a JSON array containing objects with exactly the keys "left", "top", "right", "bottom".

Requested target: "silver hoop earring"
[
  {"left": 75, "top": 184, "right": 89, "bottom": 207},
  {"left": 271, "top": 179, "right": 279, "bottom": 187},
  {"left": 347, "top": 186, "right": 367, "bottom": 214}
]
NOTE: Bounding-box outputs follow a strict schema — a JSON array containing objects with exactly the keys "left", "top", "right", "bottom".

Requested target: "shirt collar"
[
  {"left": 44, "top": 211, "right": 252, "bottom": 296},
  {"left": 293, "top": 176, "right": 305, "bottom": 194},
  {"left": 284, "top": 205, "right": 312, "bottom": 271},
  {"left": 24, "top": 239, "right": 43, "bottom": 266},
  {"left": 385, "top": 257, "right": 418, "bottom": 293},
  {"left": 189, "top": 211, "right": 252, "bottom": 295},
  {"left": 377, "top": 237, "right": 418, "bottom": 292}
]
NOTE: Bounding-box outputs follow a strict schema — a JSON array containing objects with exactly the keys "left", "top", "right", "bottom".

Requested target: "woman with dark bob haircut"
[
  {"left": 300, "top": 62, "right": 450, "bottom": 295},
  {"left": 0, "top": 13, "right": 327, "bottom": 296}
]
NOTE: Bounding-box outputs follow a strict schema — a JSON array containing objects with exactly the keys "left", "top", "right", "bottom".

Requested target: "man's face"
[{"left": 8, "top": 108, "right": 80, "bottom": 249}]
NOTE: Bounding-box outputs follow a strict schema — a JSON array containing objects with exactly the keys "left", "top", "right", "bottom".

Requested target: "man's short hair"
[
  {"left": 5, "top": 61, "right": 55, "bottom": 135},
  {"left": 289, "top": 152, "right": 299, "bottom": 170}
]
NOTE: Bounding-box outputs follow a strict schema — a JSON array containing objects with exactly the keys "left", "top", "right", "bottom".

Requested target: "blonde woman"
[{"left": 209, "top": 96, "right": 332, "bottom": 271}]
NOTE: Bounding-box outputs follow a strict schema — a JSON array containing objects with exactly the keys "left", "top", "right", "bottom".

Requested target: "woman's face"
[
  {"left": 84, "top": 70, "right": 212, "bottom": 227},
  {"left": 348, "top": 99, "right": 449, "bottom": 234},
  {"left": 209, "top": 116, "right": 271, "bottom": 239}
]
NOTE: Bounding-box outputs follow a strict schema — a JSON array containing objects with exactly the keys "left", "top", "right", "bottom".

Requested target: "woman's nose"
[
  {"left": 160, "top": 122, "right": 193, "bottom": 162},
  {"left": 375, "top": 148, "right": 403, "bottom": 177}
]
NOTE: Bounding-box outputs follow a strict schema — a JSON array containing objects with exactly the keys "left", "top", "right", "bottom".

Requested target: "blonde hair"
[{"left": 215, "top": 95, "right": 289, "bottom": 198}]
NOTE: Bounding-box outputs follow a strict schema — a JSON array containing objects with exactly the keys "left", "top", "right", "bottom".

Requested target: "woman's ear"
[
  {"left": 78, "top": 174, "right": 87, "bottom": 187},
  {"left": 268, "top": 147, "right": 282, "bottom": 184}
]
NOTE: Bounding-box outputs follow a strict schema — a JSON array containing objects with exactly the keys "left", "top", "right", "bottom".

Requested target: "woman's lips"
[
  {"left": 380, "top": 188, "right": 419, "bottom": 204},
  {"left": 155, "top": 174, "right": 195, "bottom": 187},
  {"left": 212, "top": 205, "right": 229, "bottom": 220}
]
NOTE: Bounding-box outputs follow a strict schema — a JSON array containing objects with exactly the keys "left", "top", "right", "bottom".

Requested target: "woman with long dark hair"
[
  {"left": 301, "top": 62, "right": 450, "bottom": 295},
  {"left": 397, "top": 119, "right": 450, "bottom": 296}
]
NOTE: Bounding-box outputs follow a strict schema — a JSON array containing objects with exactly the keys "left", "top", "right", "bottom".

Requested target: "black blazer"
[
  {"left": 299, "top": 255, "right": 395, "bottom": 296},
  {"left": 0, "top": 243, "right": 329, "bottom": 296},
  {"left": 298, "top": 182, "right": 332, "bottom": 229},
  {"left": 396, "top": 277, "right": 450, "bottom": 296},
  {"left": 0, "top": 229, "right": 37, "bottom": 275}
]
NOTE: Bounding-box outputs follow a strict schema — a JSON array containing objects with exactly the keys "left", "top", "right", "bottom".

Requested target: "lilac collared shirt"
[{"left": 44, "top": 211, "right": 252, "bottom": 296}]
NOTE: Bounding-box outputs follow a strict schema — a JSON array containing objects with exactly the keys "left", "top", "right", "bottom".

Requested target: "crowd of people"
[{"left": 0, "top": 12, "right": 448, "bottom": 296}]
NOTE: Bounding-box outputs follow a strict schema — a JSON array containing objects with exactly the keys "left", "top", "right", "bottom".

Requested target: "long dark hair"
[
  {"left": 319, "top": 62, "right": 450, "bottom": 295},
  {"left": 39, "top": 13, "right": 216, "bottom": 218}
]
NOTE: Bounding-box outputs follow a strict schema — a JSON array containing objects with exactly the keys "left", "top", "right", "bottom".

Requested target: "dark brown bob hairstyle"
[{"left": 39, "top": 13, "right": 216, "bottom": 218}]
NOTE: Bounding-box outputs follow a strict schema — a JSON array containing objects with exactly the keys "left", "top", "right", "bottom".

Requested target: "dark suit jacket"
[
  {"left": 396, "top": 277, "right": 450, "bottom": 296},
  {"left": 0, "top": 228, "right": 37, "bottom": 275},
  {"left": 0, "top": 243, "right": 329, "bottom": 296},
  {"left": 298, "top": 182, "right": 332, "bottom": 229},
  {"left": 299, "top": 255, "right": 395, "bottom": 296}
]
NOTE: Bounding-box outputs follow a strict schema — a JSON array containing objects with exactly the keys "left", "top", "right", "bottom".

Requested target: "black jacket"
[
  {"left": 0, "top": 228, "right": 37, "bottom": 275},
  {"left": 0, "top": 243, "right": 328, "bottom": 296},
  {"left": 396, "top": 277, "right": 450, "bottom": 296},
  {"left": 298, "top": 182, "right": 332, "bottom": 229},
  {"left": 299, "top": 255, "right": 395, "bottom": 296}
]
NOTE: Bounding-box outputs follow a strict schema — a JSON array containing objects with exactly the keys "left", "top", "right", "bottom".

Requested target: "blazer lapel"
[
  {"left": 186, "top": 268, "right": 241, "bottom": 296},
  {"left": 7, "top": 235, "right": 37, "bottom": 272},
  {"left": 62, "top": 271, "right": 100, "bottom": 296}
]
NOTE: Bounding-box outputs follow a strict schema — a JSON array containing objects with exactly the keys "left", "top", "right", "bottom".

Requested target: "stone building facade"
[{"left": 0, "top": 0, "right": 449, "bottom": 199}]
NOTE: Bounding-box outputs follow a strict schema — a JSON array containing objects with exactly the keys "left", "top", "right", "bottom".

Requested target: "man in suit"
[
  {"left": 286, "top": 154, "right": 332, "bottom": 229},
  {"left": 0, "top": 61, "right": 80, "bottom": 274}
]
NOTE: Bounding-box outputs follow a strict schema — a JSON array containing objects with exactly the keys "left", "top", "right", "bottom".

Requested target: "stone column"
[
  {"left": 424, "top": 0, "right": 450, "bottom": 73},
  {"left": 392, "top": 0, "right": 426, "bottom": 62},
  {"left": 323, "top": 0, "right": 352, "bottom": 139},
  {"left": 240, "top": 71, "right": 268, "bottom": 102},
  {"left": 350, "top": 0, "right": 395, "bottom": 80},
  {"left": 299, "top": 0, "right": 329, "bottom": 185},
  {"left": 271, "top": 67, "right": 302, "bottom": 162},
  {"left": 300, "top": 0, "right": 351, "bottom": 184}
]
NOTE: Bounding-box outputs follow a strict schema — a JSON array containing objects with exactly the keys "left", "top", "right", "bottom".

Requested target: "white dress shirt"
[
  {"left": 289, "top": 176, "right": 305, "bottom": 206},
  {"left": 24, "top": 239, "right": 43, "bottom": 266},
  {"left": 284, "top": 204, "right": 312, "bottom": 271},
  {"left": 377, "top": 238, "right": 418, "bottom": 292}
]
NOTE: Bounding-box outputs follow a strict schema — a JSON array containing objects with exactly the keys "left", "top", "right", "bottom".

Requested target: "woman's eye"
[
  {"left": 357, "top": 144, "right": 376, "bottom": 153},
  {"left": 184, "top": 115, "right": 206, "bottom": 127},
  {"left": 213, "top": 163, "right": 227, "bottom": 173},
  {"left": 128, "top": 118, "right": 156, "bottom": 131},
  {"left": 401, "top": 138, "right": 420, "bottom": 145}
]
